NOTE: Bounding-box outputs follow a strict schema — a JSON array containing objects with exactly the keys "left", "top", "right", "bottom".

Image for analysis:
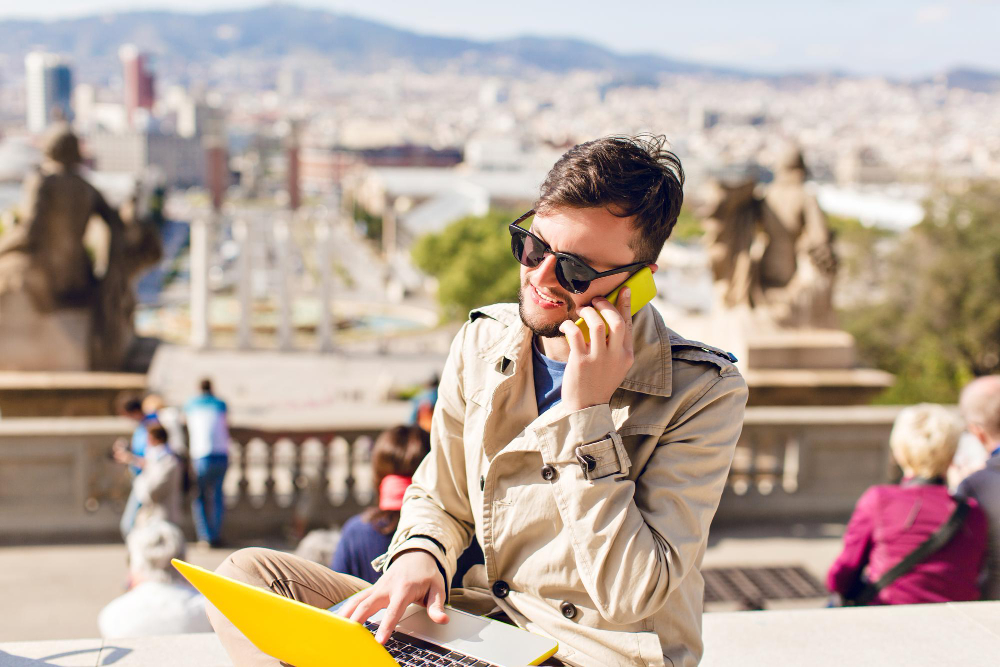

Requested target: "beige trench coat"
[{"left": 375, "top": 303, "right": 748, "bottom": 667}]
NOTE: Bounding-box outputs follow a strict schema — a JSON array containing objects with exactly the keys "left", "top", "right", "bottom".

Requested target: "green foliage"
[
  {"left": 841, "top": 184, "right": 1000, "bottom": 403},
  {"left": 411, "top": 210, "right": 522, "bottom": 320},
  {"left": 669, "top": 207, "right": 703, "bottom": 242},
  {"left": 354, "top": 202, "right": 382, "bottom": 242}
]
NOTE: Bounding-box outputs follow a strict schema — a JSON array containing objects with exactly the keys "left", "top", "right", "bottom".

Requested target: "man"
[
  {"left": 114, "top": 397, "right": 157, "bottom": 539},
  {"left": 184, "top": 378, "right": 231, "bottom": 547},
  {"left": 209, "top": 135, "right": 748, "bottom": 667},
  {"left": 114, "top": 424, "right": 183, "bottom": 530},
  {"left": 957, "top": 375, "right": 1000, "bottom": 599},
  {"left": 98, "top": 520, "right": 213, "bottom": 638}
]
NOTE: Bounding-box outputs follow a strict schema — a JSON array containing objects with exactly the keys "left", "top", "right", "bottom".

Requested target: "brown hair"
[
  {"left": 147, "top": 424, "right": 168, "bottom": 445},
  {"left": 536, "top": 134, "right": 685, "bottom": 264},
  {"left": 363, "top": 425, "right": 431, "bottom": 535}
]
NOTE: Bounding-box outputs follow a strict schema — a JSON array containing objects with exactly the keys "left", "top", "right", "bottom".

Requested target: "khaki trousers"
[{"left": 207, "top": 547, "right": 370, "bottom": 666}]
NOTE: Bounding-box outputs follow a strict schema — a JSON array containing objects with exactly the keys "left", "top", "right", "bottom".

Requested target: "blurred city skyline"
[{"left": 1, "top": 0, "right": 999, "bottom": 77}]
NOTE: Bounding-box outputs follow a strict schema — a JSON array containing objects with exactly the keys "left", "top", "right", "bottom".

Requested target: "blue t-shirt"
[
  {"left": 128, "top": 414, "right": 157, "bottom": 476},
  {"left": 184, "top": 394, "right": 230, "bottom": 460},
  {"left": 532, "top": 337, "right": 567, "bottom": 415}
]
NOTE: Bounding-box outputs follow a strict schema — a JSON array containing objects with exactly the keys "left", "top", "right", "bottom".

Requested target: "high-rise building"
[
  {"left": 119, "top": 45, "right": 155, "bottom": 126},
  {"left": 24, "top": 52, "right": 73, "bottom": 133}
]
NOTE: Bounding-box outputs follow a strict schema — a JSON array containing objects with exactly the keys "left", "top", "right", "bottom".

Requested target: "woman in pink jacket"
[{"left": 828, "top": 403, "right": 988, "bottom": 605}]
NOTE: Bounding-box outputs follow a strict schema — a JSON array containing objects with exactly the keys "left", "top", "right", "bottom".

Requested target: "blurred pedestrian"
[
  {"left": 98, "top": 521, "right": 213, "bottom": 638},
  {"left": 143, "top": 393, "right": 188, "bottom": 456},
  {"left": 184, "top": 378, "right": 230, "bottom": 547},
  {"left": 115, "top": 425, "right": 183, "bottom": 538},
  {"left": 408, "top": 374, "right": 439, "bottom": 433},
  {"left": 957, "top": 375, "right": 1000, "bottom": 599},
  {"left": 114, "top": 398, "right": 159, "bottom": 539},
  {"left": 828, "top": 403, "right": 988, "bottom": 605}
]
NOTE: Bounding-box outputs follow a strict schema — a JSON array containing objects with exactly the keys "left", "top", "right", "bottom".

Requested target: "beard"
[{"left": 518, "top": 281, "right": 573, "bottom": 338}]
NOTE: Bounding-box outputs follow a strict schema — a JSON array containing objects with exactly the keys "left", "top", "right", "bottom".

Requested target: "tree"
[
  {"left": 841, "top": 184, "right": 1000, "bottom": 403},
  {"left": 411, "top": 210, "right": 522, "bottom": 320}
]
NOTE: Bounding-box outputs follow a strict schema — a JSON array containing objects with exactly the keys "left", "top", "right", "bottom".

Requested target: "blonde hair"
[{"left": 889, "top": 404, "right": 962, "bottom": 479}]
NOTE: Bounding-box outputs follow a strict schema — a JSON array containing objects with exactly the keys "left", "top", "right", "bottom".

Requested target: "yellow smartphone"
[{"left": 573, "top": 266, "right": 657, "bottom": 343}]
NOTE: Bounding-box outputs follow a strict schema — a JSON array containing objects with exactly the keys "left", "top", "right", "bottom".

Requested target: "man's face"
[{"left": 518, "top": 206, "right": 639, "bottom": 337}]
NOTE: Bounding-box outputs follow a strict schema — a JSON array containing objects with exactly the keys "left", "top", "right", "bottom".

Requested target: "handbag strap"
[{"left": 854, "top": 497, "right": 970, "bottom": 605}]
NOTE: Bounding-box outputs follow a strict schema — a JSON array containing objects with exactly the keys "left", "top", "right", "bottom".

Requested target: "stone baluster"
[
  {"left": 262, "top": 438, "right": 278, "bottom": 508},
  {"left": 274, "top": 217, "right": 293, "bottom": 351},
  {"left": 782, "top": 434, "right": 801, "bottom": 493},
  {"left": 316, "top": 435, "right": 334, "bottom": 512},
  {"left": 233, "top": 217, "right": 253, "bottom": 350},
  {"left": 234, "top": 438, "right": 251, "bottom": 509},
  {"left": 291, "top": 438, "right": 306, "bottom": 506},
  {"left": 189, "top": 215, "right": 212, "bottom": 349}
]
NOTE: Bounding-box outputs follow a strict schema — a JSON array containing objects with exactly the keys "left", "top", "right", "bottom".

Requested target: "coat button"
[
  {"left": 560, "top": 601, "right": 577, "bottom": 619},
  {"left": 480, "top": 475, "right": 485, "bottom": 491},
  {"left": 540, "top": 464, "right": 557, "bottom": 481},
  {"left": 492, "top": 580, "right": 510, "bottom": 599}
]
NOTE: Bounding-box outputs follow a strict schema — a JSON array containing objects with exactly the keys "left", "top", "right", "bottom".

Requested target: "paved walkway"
[{"left": 0, "top": 522, "right": 846, "bottom": 643}]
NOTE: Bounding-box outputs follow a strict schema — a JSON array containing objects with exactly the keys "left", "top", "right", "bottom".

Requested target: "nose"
[{"left": 531, "top": 253, "right": 560, "bottom": 286}]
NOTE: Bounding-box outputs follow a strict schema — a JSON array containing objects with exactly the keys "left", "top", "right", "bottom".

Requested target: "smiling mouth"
[{"left": 531, "top": 284, "right": 565, "bottom": 306}]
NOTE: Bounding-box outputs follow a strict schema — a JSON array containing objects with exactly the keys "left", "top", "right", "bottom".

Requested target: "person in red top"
[{"left": 828, "top": 403, "right": 989, "bottom": 605}]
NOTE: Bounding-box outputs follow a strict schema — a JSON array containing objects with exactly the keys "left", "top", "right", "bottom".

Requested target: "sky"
[{"left": 0, "top": 0, "right": 998, "bottom": 77}]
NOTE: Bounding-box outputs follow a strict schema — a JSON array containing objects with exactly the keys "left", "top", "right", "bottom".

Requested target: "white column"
[
  {"left": 274, "top": 216, "right": 293, "bottom": 351},
  {"left": 189, "top": 215, "right": 212, "bottom": 349},
  {"left": 233, "top": 217, "right": 253, "bottom": 350},
  {"left": 315, "top": 216, "right": 335, "bottom": 353}
]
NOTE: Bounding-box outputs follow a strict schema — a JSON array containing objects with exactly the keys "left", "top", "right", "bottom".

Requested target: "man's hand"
[
  {"left": 558, "top": 287, "right": 634, "bottom": 412},
  {"left": 337, "top": 549, "right": 449, "bottom": 644}
]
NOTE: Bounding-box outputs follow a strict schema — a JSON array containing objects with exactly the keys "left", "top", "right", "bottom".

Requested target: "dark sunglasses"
[{"left": 508, "top": 210, "right": 647, "bottom": 294}]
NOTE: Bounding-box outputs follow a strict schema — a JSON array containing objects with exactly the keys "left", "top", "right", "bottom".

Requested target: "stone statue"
[
  {"left": 0, "top": 124, "right": 161, "bottom": 371},
  {"left": 701, "top": 146, "right": 837, "bottom": 330}
]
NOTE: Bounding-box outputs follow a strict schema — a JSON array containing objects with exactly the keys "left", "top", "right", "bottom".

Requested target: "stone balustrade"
[
  {"left": 0, "top": 405, "right": 907, "bottom": 543},
  {"left": 714, "top": 405, "right": 901, "bottom": 523}
]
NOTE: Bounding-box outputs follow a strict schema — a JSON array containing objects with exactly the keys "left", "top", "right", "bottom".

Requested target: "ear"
[
  {"left": 969, "top": 423, "right": 991, "bottom": 449},
  {"left": 648, "top": 263, "right": 659, "bottom": 275}
]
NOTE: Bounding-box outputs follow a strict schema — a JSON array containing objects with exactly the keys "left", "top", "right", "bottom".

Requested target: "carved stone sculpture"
[
  {"left": 701, "top": 146, "right": 837, "bottom": 330},
  {"left": 0, "top": 124, "right": 161, "bottom": 371}
]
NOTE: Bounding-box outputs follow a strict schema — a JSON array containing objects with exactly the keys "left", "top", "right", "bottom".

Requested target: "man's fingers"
[
  {"left": 559, "top": 319, "right": 587, "bottom": 354},
  {"left": 348, "top": 589, "right": 386, "bottom": 625},
  {"left": 593, "top": 296, "right": 626, "bottom": 349},
  {"left": 619, "top": 287, "right": 634, "bottom": 354},
  {"left": 578, "top": 307, "right": 606, "bottom": 351},
  {"left": 375, "top": 597, "right": 409, "bottom": 644},
  {"left": 337, "top": 587, "right": 370, "bottom": 619},
  {"left": 425, "top": 581, "right": 449, "bottom": 625}
]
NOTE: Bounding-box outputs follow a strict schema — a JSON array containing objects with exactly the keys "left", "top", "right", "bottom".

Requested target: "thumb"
[{"left": 426, "top": 582, "right": 449, "bottom": 625}]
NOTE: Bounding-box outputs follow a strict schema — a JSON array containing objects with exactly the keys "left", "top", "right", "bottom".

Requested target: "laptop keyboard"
[{"left": 363, "top": 620, "right": 500, "bottom": 667}]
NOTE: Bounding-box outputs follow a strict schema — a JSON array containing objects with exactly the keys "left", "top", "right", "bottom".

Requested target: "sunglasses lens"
[
  {"left": 511, "top": 227, "right": 545, "bottom": 268},
  {"left": 556, "top": 258, "right": 593, "bottom": 294}
]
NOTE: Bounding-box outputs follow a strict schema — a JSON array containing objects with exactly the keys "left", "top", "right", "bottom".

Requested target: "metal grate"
[{"left": 703, "top": 566, "right": 827, "bottom": 609}]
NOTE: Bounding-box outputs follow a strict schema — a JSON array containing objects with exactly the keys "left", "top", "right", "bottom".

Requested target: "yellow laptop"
[{"left": 173, "top": 559, "right": 558, "bottom": 667}]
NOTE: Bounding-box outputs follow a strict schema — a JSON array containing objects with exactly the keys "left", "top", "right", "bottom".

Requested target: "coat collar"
[{"left": 472, "top": 303, "right": 673, "bottom": 398}]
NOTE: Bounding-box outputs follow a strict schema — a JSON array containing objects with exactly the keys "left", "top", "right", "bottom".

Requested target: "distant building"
[
  {"left": 120, "top": 45, "right": 155, "bottom": 127},
  {"left": 24, "top": 52, "right": 73, "bottom": 133},
  {"left": 300, "top": 144, "right": 463, "bottom": 191},
  {"left": 85, "top": 131, "right": 205, "bottom": 189}
]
